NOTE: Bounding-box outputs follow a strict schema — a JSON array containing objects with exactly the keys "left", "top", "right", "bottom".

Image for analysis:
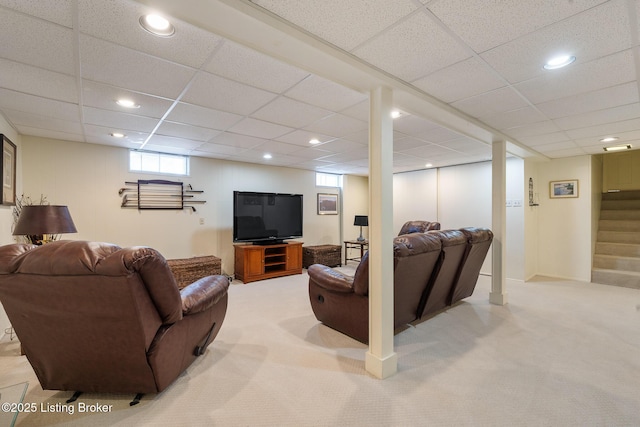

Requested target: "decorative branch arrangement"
[{"left": 119, "top": 180, "right": 206, "bottom": 212}]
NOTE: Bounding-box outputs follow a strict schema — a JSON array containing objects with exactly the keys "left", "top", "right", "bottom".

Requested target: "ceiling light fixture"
[
  {"left": 110, "top": 132, "right": 125, "bottom": 138},
  {"left": 603, "top": 144, "right": 632, "bottom": 152},
  {"left": 116, "top": 99, "right": 140, "bottom": 108},
  {"left": 425, "top": 163, "right": 433, "bottom": 168},
  {"left": 600, "top": 137, "right": 619, "bottom": 143},
  {"left": 543, "top": 54, "right": 576, "bottom": 70},
  {"left": 391, "top": 110, "right": 401, "bottom": 119},
  {"left": 139, "top": 14, "right": 175, "bottom": 37},
  {"left": 263, "top": 153, "right": 272, "bottom": 159},
  {"left": 309, "top": 138, "right": 320, "bottom": 145}
]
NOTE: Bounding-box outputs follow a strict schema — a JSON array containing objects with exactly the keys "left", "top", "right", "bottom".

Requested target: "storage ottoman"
[
  {"left": 167, "top": 255, "right": 222, "bottom": 289},
  {"left": 303, "top": 245, "right": 342, "bottom": 268}
]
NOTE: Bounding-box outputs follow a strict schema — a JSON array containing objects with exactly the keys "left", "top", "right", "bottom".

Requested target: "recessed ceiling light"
[
  {"left": 391, "top": 110, "right": 401, "bottom": 119},
  {"left": 116, "top": 99, "right": 140, "bottom": 108},
  {"left": 603, "top": 144, "right": 631, "bottom": 152},
  {"left": 139, "top": 14, "right": 175, "bottom": 37},
  {"left": 425, "top": 163, "right": 433, "bottom": 168},
  {"left": 309, "top": 138, "right": 320, "bottom": 145},
  {"left": 543, "top": 55, "right": 576, "bottom": 70},
  {"left": 263, "top": 153, "right": 272, "bottom": 159},
  {"left": 600, "top": 137, "right": 619, "bottom": 143},
  {"left": 110, "top": 132, "right": 125, "bottom": 138}
]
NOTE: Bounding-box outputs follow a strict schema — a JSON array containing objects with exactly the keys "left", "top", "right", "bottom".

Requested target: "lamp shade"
[
  {"left": 13, "top": 205, "right": 77, "bottom": 236},
  {"left": 353, "top": 215, "right": 368, "bottom": 227}
]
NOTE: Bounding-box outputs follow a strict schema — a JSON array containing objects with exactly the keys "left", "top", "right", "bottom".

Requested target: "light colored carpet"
[{"left": 1, "top": 269, "right": 639, "bottom": 426}]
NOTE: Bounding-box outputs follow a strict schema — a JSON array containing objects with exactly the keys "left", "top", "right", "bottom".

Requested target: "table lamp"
[
  {"left": 13, "top": 205, "right": 77, "bottom": 245},
  {"left": 354, "top": 215, "right": 368, "bottom": 242}
]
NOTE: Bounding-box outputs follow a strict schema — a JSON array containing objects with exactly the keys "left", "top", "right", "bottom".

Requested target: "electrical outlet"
[{"left": 199, "top": 218, "right": 205, "bottom": 225}]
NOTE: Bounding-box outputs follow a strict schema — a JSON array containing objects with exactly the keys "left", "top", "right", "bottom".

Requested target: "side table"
[{"left": 344, "top": 240, "right": 368, "bottom": 265}]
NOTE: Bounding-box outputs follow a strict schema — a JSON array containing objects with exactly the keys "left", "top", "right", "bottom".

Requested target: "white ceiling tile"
[
  {"left": 416, "top": 125, "right": 464, "bottom": 143},
  {"left": 480, "top": 1, "right": 632, "bottom": 84},
  {"left": 145, "top": 134, "right": 203, "bottom": 150},
  {"left": 0, "top": 58, "right": 78, "bottom": 103},
  {"left": 517, "top": 132, "right": 571, "bottom": 147},
  {"left": 205, "top": 39, "right": 309, "bottom": 93},
  {"left": 5, "top": 109, "right": 83, "bottom": 134},
  {"left": 453, "top": 87, "right": 529, "bottom": 119},
  {"left": 16, "top": 126, "right": 84, "bottom": 143},
  {"left": 428, "top": 0, "right": 608, "bottom": 53},
  {"left": 227, "top": 117, "right": 294, "bottom": 139},
  {"left": 554, "top": 103, "right": 640, "bottom": 131},
  {"left": 156, "top": 121, "right": 221, "bottom": 142},
  {"left": 82, "top": 81, "right": 173, "bottom": 119},
  {"left": 481, "top": 106, "right": 549, "bottom": 131},
  {"left": 80, "top": 35, "right": 196, "bottom": 99},
  {"left": 412, "top": 57, "right": 505, "bottom": 103},
  {"left": 84, "top": 124, "right": 148, "bottom": 145},
  {"left": 252, "top": 97, "right": 332, "bottom": 128},
  {"left": 565, "top": 118, "right": 640, "bottom": 140},
  {"left": 313, "top": 139, "right": 366, "bottom": 154},
  {"left": 504, "top": 120, "right": 562, "bottom": 139},
  {"left": 304, "top": 113, "right": 368, "bottom": 138},
  {"left": 535, "top": 82, "right": 639, "bottom": 119},
  {"left": 0, "top": 0, "right": 73, "bottom": 27},
  {"left": 394, "top": 136, "right": 432, "bottom": 152},
  {"left": 209, "top": 132, "right": 268, "bottom": 149},
  {"left": 166, "top": 103, "right": 243, "bottom": 131},
  {"left": 253, "top": 140, "right": 301, "bottom": 155},
  {"left": 78, "top": 0, "right": 223, "bottom": 69},
  {"left": 514, "top": 50, "right": 636, "bottom": 105},
  {"left": 0, "top": 8, "right": 75, "bottom": 74},
  {"left": 340, "top": 100, "right": 369, "bottom": 121},
  {"left": 534, "top": 146, "right": 586, "bottom": 158},
  {"left": 193, "top": 142, "right": 247, "bottom": 156},
  {"left": 285, "top": 75, "right": 367, "bottom": 111},
  {"left": 354, "top": 11, "right": 470, "bottom": 81},
  {"left": 0, "top": 89, "right": 78, "bottom": 122},
  {"left": 83, "top": 107, "right": 159, "bottom": 133},
  {"left": 251, "top": 0, "right": 420, "bottom": 51},
  {"left": 288, "top": 147, "right": 333, "bottom": 160},
  {"left": 182, "top": 71, "right": 277, "bottom": 116},
  {"left": 275, "top": 130, "right": 336, "bottom": 147},
  {"left": 392, "top": 115, "right": 439, "bottom": 135}
]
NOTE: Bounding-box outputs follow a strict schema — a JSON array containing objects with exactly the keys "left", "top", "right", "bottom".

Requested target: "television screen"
[{"left": 233, "top": 191, "right": 303, "bottom": 244}]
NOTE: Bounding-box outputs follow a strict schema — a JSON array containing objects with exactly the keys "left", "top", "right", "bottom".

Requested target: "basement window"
[
  {"left": 129, "top": 150, "right": 189, "bottom": 176},
  {"left": 316, "top": 172, "right": 342, "bottom": 188}
]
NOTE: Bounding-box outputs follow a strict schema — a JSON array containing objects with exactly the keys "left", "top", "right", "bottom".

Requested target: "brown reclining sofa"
[
  {"left": 0, "top": 240, "right": 229, "bottom": 403},
  {"left": 308, "top": 226, "right": 493, "bottom": 343}
]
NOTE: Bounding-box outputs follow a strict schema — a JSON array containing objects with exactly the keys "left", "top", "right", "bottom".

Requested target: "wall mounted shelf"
[{"left": 119, "top": 179, "right": 206, "bottom": 212}]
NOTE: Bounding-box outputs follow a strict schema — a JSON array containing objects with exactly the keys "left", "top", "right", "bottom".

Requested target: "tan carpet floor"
[{"left": 1, "top": 268, "right": 639, "bottom": 426}]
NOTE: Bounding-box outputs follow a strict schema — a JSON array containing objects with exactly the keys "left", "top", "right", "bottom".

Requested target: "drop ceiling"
[{"left": 0, "top": 0, "right": 638, "bottom": 176}]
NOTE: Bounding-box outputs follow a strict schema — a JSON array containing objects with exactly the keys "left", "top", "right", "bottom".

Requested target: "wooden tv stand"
[{"left": 234, "top": 241, "right": 303, "bottom": 283}]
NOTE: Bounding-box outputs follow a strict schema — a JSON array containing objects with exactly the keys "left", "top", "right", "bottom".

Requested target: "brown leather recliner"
[
  {"left": 0, "top": 240, "right": 229, "bottom": 397},
  {"left": 308, "top": 232, "right": 442, "bottom": 343},
  {"left": 398, "top": 220, "right": 441, "bottom": 235}
]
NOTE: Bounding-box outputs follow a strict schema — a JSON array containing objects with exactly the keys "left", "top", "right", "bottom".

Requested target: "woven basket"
[
  {"left": 167, "top": 255, "right": 222, "bottom": 289},
  {"left": 303, "top": 245, "right": 342, "bottom": 268}
]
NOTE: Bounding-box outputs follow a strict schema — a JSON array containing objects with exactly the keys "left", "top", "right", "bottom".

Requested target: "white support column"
[
  {"left": 365, "top": 86, "right": 397, "bottom": 379},
  {"left": 490, "top": 140, "right": 508, "bottom": 305}
]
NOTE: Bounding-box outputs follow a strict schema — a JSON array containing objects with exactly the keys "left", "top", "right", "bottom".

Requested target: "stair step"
[
  {"left": 600, "top": 210, "right": 640, "bottom": 220},
  {"left": 591, "top": 268, "right": 640, "bottom": 290},
  {"left": 593, "top": 254, "right": 640, "bottom": 273},
  {"left": 597, "top": 230, "right": 640, "bottom": 244},
  {"left": 595, "top": 242, "right": 640, "bottom": 257},
  {"left": 598, "top": 219, "right": 640, "bottom": 231},
  {"left": 602, "top": 190, "right": 640, "bottom": 201},
  {"left": 601, "top": 199, "right": 640, "bottom": 210}
]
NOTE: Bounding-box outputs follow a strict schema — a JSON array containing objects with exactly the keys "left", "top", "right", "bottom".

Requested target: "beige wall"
[
  {"left": 603, "top": 150, "right": 640, "bottom": 191},
  {"left": 20, "top": 136, "right": 342, "bottom": 276}
]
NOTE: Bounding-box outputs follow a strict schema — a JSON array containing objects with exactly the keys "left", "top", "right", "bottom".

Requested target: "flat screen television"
[{"left": 233, "top": 191, "right": 303, "bottom": 244}]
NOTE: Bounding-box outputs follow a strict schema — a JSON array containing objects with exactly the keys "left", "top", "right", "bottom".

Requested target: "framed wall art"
[
  {"left": 317, "top": 193, "right": 338, "bottom": 215},
  {"left": 549, "top": 179, "right": 578, "bottom": 199},
  {"left": 1, "top": 134, "right": 16, "bottom": 206}
]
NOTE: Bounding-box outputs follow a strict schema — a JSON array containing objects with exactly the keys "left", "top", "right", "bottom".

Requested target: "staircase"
[{"left": 592, "top": 190, "right": 640, "bottom": 289}]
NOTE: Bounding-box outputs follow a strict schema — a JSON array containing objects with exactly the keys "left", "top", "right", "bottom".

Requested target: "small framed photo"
[
  {"left": 1, "top": 134, "right": 16, "bottom": 206},
  {"left": 550, "top": 180, "right": 579, "bottom": 199},
  {"left": 317, "top": 193, "right": 338, "bottom": 215}
]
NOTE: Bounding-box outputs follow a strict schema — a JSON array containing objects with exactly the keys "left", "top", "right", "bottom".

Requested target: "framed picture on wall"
[
  {"left": 549, "top": 179, "right": 578, "bottom": 199},
  {"left": 317, "top": 193, "right": 338, "bottom": 215},
  {"left": 1, "top": 134, "right": 16, "bottom": 206}
]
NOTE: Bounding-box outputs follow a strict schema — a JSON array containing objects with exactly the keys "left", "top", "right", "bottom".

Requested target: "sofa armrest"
[
  {"left": 307, "top": 264, "right": 354, "bottom": 293},
  {"left": 180, "top": 275, "right": 229, "bottom": 316}
]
